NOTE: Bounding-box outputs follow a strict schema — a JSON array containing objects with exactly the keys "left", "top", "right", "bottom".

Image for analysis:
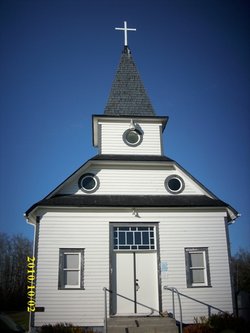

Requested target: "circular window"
[
  {"left": 165, "top": 175, "right": 185, "bottom": 194},
  {"left": 123, "top": 129, "right": 143, "bottom": 147},
  {"left": 78, "top": 173, "right": 99, "bottom": 193}
]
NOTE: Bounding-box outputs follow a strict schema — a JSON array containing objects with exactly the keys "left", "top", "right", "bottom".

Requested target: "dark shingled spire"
[{"left": 104, "top": 47, "right": 156, "bottom": 116}]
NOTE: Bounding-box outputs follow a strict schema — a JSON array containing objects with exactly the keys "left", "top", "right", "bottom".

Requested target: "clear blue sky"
[{"left": 0, "top": 0, "right": 249, "bottom": 254}]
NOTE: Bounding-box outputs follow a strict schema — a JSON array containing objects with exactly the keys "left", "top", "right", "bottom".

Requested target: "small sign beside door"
[{"left": 161, "top": 261, "right": 168, "bottom": 272}]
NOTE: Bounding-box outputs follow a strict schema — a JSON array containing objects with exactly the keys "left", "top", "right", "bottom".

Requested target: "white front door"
[
  {"left": 116, "top": 252, "right": 159, "bottom": 315},
  {"left": 112, "top": 225, "right": 159, "bottom": 315}
]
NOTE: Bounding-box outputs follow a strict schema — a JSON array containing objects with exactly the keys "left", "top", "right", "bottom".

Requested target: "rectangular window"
[
  {"left": 185, "top": 247, "right": 211, "bottom": 288},
  {"left": 113, "top": 226, "right": 156, "bottom": 251},
  {"left": 58, "top": 248, "right": 84, "bottom": 289}
]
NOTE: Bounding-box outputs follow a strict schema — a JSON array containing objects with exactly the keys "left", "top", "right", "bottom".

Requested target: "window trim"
[
  {"left": 113, "top": 225, "right": 156, "bottom": 251},
  {"left": 185, "top": 247, "right": 211, "bottom": 288},
  {"left": 123, "top": 129, "right": 143, "bottom": 147},
  {"left": 78, "top": 173, "right": 99, "bottom": 193},
  {"left": 58, "top": 248, "right": 85, "bottom": 290},
  {"left": 165, "top": 175, "right": 185, "bottom": 194}
]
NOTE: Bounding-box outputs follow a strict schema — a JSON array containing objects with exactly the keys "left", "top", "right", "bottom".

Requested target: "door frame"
[{"left": 109, "top": 222, "right": 162, "bottom": 316}]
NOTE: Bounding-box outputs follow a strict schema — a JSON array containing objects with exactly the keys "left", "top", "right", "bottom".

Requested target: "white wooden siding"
[
  {"left": 100, "top": 122, "right": 163, "bottom": 155},
  {"left": 34, "top": 209, "right": 233, "bottom": 327},
  {"left": 34, "top": 211, "right": 110, "bottom": 327},
  {"left": 58, "top": 165, "right": 205, "bottom": 196},
  {"left": 158, "top": 211, "right": 233, "bottom": 323}
]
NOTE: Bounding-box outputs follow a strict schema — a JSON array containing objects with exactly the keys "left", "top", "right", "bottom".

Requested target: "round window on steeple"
[
  {"left": 78, "top": 173, "right": 99, "bottom": 193},
  {"left": 123, "top": 129, "right": 143, "bottom": 147},
  {"left": 165, "top": 175, "right": 185, "bottom": 194}
]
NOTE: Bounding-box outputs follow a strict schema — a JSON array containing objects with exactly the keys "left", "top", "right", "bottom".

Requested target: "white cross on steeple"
[{"left": 115, "top": 21, "right": 136, "bottom": 46}]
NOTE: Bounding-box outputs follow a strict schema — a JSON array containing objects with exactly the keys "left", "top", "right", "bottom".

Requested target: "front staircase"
[{"left": 107, "top": 316, "right": 179, "bottom": 333}]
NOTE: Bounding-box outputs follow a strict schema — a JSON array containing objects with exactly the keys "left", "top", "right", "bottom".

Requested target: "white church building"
[{"left": 25, "top": 22, "right": 238, "bottom": 332}]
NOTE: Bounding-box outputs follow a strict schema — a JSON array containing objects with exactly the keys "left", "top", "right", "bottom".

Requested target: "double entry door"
[{"left": 111, "top": 225, "right": 159, "bottom": 315}]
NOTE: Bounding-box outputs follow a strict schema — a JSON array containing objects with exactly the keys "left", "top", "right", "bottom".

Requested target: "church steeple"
[
  {"left": 93, "top": 22, "right": 167, "bottom": 154},
  {"left": 104, "top": 47, "right": 156, "bottom": 116},
  {"left": 104, "top": 21, "right": 156, "bottom": 117}
]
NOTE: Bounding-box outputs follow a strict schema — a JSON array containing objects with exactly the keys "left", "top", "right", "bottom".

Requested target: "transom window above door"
[{"left": 113, "top": 226, "right": 156, "bottom": 251}]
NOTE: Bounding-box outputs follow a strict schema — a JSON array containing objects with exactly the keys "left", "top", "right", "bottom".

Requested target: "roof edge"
[{"left": 25, "top": 194, "right": 237, "bottom": 221}]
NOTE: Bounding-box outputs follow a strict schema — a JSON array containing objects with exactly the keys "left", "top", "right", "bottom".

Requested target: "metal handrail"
[
  {"left": 103, "top": 287, "right": 164, "bottom": 333},
  {"left": 104, "top": 285, "right": 228, "bottom": 333},
  {"left": 104, "top": 287, "right": 108, "bottom": 333},
  {"left": 165, "top": 286, "right": 227, "bottom": 317},
  {"left": 164, "top": 286, "right": 228, "bottom": 333},
  {"left": 164, "top": 286, "right": 183, "bottom": 333}
]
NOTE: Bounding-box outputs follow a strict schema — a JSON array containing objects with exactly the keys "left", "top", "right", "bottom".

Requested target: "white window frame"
[
  {"left": 63, "top": 252, "right": 81, "bottom": 288},
  {"left": 58, "top": 248, "right": 84, "bottom": 290},
  {"left": 185, "top": 247, "right": 211, "bottom": 288}
]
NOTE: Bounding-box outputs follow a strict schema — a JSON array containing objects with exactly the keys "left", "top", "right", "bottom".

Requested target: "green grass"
[{"left": 6, "top": 311, "right": 30, "bottom": 331}]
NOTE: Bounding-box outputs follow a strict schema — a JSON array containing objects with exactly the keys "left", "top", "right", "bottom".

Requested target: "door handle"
[{"left": 136, "top": 280, "right": 140, "bottom": 291}]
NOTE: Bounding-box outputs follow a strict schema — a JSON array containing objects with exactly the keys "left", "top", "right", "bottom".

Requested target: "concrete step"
[
  {"left": 107, "top": 316, "right": 178, "bottom": 333},
  {"left": 108, "top": 328, "right": 178, "bottom": 333},
  {"left": 108, "top": 316, "right": 177, "bottom": 326}
]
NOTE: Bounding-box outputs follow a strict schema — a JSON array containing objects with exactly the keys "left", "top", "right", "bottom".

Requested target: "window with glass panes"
[
  {"left": 185, "top": 247, "right": 211, "bottom": 287},
  {"left": 113, "top": 226, "right": 156, "bottom": 251},
  {"left": 58, "top": 248, "right": 84, "bottom": 289}
]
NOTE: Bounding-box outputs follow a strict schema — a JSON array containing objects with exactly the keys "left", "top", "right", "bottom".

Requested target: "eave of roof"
[
  {"left": 25, "top": 194, "right": 235, "bottom": 217},
  {"left": 91, "top": 154, "right": 173, "bottom": 162},
  {"left": 92, "top": 114, "right": 168, "bottom": 130}
]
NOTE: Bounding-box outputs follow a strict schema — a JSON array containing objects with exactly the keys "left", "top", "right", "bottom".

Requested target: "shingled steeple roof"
[{"left": 104, "top": 47, "right": 156, "bottom": 116}]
